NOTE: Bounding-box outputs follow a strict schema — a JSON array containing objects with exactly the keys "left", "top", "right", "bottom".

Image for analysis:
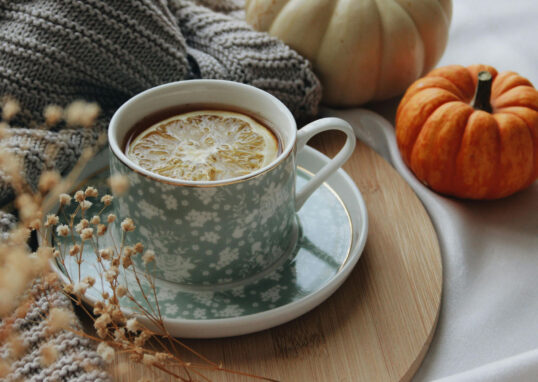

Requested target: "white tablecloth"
[{"left": 329, "top": 0, "right": 538, "bottom": 380}]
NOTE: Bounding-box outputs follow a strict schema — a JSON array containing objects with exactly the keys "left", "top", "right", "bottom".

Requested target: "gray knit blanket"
[{"left": 0, "top": 1, "right": 321, "bottom": 380}]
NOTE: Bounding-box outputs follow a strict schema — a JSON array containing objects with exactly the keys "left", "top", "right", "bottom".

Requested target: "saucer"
[{"left": 51, "top": 146, "right": 368, "bottom": 338}]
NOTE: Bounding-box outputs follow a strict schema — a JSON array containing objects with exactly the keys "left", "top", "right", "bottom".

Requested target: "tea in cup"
[{"left": 125, "top": 109, "right": 279, "bottom": 182}]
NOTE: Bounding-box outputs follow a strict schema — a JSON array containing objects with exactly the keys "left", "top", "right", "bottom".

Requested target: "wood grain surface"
[{"left": 112, "top": 132, "right": 443, "bottom": 381}]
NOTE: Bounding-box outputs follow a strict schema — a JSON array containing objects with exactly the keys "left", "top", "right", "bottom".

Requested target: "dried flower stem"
[{"left": 0, "top": 100, "right": 275, "bottom": 381}]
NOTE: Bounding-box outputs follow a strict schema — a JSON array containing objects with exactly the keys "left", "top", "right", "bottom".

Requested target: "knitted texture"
[
  {"left": 0, "top": 279, "right": 110, "bottom": 382},
  {"left": 0, "top": 208, "right": 110, "bottom": 381},
  {"left": 0, "top": 0, "right": 321, "bottom": 205},
  {"left": 194, "top": 0, "right": 245, "bottom": 18},
  {"left": 171, "top": 0, "right": 320, "bottom": 117},
  {"left": 0, "top": 0, "right": 321, "bottom": 380}
]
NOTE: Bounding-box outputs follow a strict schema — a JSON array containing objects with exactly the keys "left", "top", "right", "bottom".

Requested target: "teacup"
[{"left": 108, "top": 80, "right": 355, "bottom": 286}]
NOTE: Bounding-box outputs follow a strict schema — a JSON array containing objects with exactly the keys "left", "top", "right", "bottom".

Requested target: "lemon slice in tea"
[{"left": 127, "top": 110, "right": 279, "bottom": 182}]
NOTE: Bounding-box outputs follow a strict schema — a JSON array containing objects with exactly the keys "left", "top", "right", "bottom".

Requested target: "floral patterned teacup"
[{"left": 108, "top": 80, "right": 355, "bottom": 286}]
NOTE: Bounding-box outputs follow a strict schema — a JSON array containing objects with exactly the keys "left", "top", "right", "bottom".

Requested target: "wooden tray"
[{"left": 115, "top": 133, "right": 442, "bottom": 381}]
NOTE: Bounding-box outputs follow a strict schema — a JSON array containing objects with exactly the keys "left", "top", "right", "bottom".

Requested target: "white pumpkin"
[{"left": 245, "top": 0, "right": 452, "bottom": 106}]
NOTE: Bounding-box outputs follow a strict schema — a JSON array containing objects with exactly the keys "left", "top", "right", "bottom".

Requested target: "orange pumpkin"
[{"left": 396, "top": 64, "right": 538, "bottom": 199}]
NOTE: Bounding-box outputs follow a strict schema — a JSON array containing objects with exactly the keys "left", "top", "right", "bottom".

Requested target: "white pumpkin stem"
[{"left": 471, "top": 71, "right": 493, "bottom": 113}]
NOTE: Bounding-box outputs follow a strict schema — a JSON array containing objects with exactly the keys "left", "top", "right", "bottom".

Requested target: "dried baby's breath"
[
  {"left": 101, "top": 194, "right": 113, "bottom": 206},
  {"left": 59, "top": 193, "right": 71, "bottom": 206},
  {"left": 93, "top": 301, "right": 104, "bottom": 315},
  {"left": 74, "top": 190, "right": 85, "bottom": 202},
  {"left": 2, "top": 99, "right": 20, "bottom": 121},
  {"left": 126, "top": 317, "right": 139, "bottom": 332},
  {"left": 69, "top": 244, "right": 80, "bottom": 256},
  {"left": 85, "top": 186, "right": 98, "bottom": 198},
  {"left": 45, "top": 272, "right": 59, "bottom": 284},
  {"left": 97, "top": 224, "right": 107, "bottom": 236},
  {"left": 82, "top": 276, "right": 96, "bottom": 287},
  {"left": 7, "top": 333, "right": 26, "bottom": 359},
  {"left": 74, "top": 281, "right": 89, "bottom": 296},
  {"left": 122, "top": 254, "right": 133, "bottom": 269},
  {"left": 142, "top": 250, "right": 155, "bottom": 265},
  {"left": 104, "top": 268, "right": 118, "bottom": 283},
  {"left": 116, "top": 285, "right": 128, "bottom": 298},
  {"left": 56, "top": 224, "right": 69, "bottom": 237},
  {"left": 15, "top": 193, "right": 41, "bottom": 224},
  {"left": 40, "top": 343, "right": 58, "bottom": 367},
  {"left": 45, "top": 214, "right": 59, "bottom": 227},
  {"left": 0, "top": 98, "right": 268, "bottom": 381},
  {"left": 13, "top": 301, "right": 31, "bottom": 321},
  {"left": 99, "top": 248, "right": 112, "bottom": 260},
  {"left": 43, "top": 104, "right": 63, "bottom": 126},
  {"left": 0, "top": 248, "right": 34, "bottom": 316},
  {"left": 110, "top": 308, "right": 124, "bottom": 323},
  {"left": 94, "top": 313, "right": 111, "bottom": 331},
  {"left": 65, "top": 100, "right": 100, "bottom": 128},
  {"left": 28, "top": 218, "right": 41, "bottom": 231},
  {"left": 36, "top": 246, "right": 54, "bottom": 261},
  {"left": 38, "top": 171, "right": 61, "bottom": 193},
  {"left": 47, "top": 307, "right": 73, "bottom": 334},
  {"left": 134, "top": 330, "right": 151, "bottom": 347},
  {"left": 63, "top": 283, "right": 74, "bottom": 294},
  {"left": 80, "top": 227, "right": 93, "bottom": 241},
  {"left": 121, "top": 218, "right": 135, "bottom": 232},
  {"left": 134, "top": 242, "right": 144, "bottom": 253},
  {"left": 108, "top": 174, "right": 129, "bottom": 195},
  {"left": 110, "top": 257, "right": 120, "bottom": 268},
  {"left": 9, "top": 227, "right": 30, "bottom": 245},
  {"left": 96, "top": 342, "right": 115, "bottom": 363},
  {"left": 80, "top": 200, "right": 92, "bottom": 211},
  {"left": 0, "top": 150, "right": 20, "bottom": 177},
  {"left": 124, "top": 246, "right": 134, "bottom": 257},
  {"left": 75, "top": 219, "right": 89, "bottom": 233}
]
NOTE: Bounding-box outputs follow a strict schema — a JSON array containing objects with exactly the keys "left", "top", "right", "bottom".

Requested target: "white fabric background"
[{"left": 328, "top": 0, "right": 538, "bottom": 380}]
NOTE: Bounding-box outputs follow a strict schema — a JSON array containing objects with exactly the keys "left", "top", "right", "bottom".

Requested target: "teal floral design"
[{"left": 110, "top": 153, "right": 297, "bottom": 285}]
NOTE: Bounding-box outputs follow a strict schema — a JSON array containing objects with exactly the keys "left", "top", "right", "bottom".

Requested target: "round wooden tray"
[{"left": 116, "top": 134, "right": 442, "bottom": 381}]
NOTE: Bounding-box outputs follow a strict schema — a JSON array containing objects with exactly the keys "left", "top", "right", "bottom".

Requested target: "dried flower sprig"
[
  {"left": 0, "top": 100, "right": 275, "bottom": 381},
  {"left": 2, "top": 98, "right": 20, "bottom": 121},
  {"left": 52, "top": 175, "right": 274, "bottom": 381}
]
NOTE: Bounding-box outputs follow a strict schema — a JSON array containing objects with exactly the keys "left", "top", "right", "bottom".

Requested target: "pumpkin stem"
[{"left": 471, "top": 71, "right": 493, "bottom": 113}]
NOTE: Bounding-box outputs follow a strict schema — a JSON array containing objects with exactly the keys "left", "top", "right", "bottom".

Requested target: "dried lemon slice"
[{"left": 127, "top": 110, "right": 279, "bottom": 182}]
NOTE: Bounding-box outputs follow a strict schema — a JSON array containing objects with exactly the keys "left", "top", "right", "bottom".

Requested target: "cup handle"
[{"left": 295, "top": 118, "right": 356, "bottom": 211}]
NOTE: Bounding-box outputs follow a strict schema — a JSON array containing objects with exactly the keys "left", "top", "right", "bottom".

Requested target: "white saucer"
[{"left": 51, "top": 146, "right": 368, "bottom": 338}]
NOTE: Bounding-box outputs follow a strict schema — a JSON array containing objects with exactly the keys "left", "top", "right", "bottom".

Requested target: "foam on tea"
[{"left": 126, "top": 110, "right": 279, "bottom": 181}]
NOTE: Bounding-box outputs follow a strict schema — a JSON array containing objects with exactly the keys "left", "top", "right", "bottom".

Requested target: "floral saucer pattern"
[{"left": 52, "top": 147, "right": 368, "bottom": 338}]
